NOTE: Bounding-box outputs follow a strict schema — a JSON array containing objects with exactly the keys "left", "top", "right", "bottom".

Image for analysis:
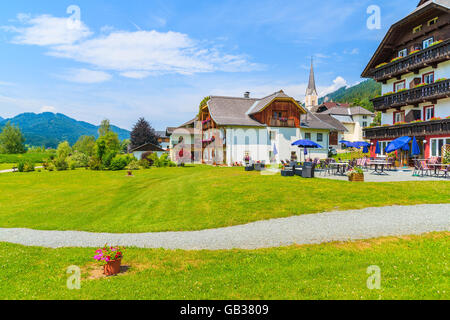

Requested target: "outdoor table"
[
  {"left": 370, "top": 161, "right": 390, "bottom": 175},
  {"left": 331, "top": 163, "right": 348, "bottom": 176},
  {"left": 429, "top": 164, "right": 449, "bottom": 176}
]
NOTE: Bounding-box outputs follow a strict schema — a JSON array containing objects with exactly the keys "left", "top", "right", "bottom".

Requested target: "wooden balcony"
[
  {"left": 269, "top": 118, "right": 296, "bottom": 128},
  {"left": 370, "top": 39, "right": 450, "bottom": 82},
  {"left": 363, "top": 118, "right": 450, "bottom": 140},
  {"left": 371, "top": 79, "right": 450, "bottom": 111}
]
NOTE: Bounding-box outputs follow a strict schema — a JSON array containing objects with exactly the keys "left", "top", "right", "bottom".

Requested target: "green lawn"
[
  {"left": 0, "top": 166, "right": 449, "bottom": 233},
  {"left": 0, "top": 152, "right": 50, "bottom": 164},
  {"left": 0, "top": 233, "right": 448, "bottom": 300},
  {"left": 0, "top": 163, "right": 14, "bottom": 170}
]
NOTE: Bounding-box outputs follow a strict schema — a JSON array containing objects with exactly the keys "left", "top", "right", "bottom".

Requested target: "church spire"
[
  {"left": 306, "top": 57, "right": 317, "bottom": 96},
  {"left": 305, "top": 57, "right": 318, "bottom": 109}
]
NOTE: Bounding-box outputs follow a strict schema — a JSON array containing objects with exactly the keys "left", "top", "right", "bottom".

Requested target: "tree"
[
  {"left": 73, "top": 136, "right": 96, "bottom": 156},
  {"left": 98, "top": 119, "right": 111, "bottom": 137},
  {"left": 96, "top": 131, "right": 120, "bottom": 161},
  {"left": 130, "top": 118, "right": 159, "bottom": 149},
  {"left": 56, "top": 141, "right": 72, "bottom": 159},
  {"left": 0, "top": 122, "right": 26, "bottom": 154}
]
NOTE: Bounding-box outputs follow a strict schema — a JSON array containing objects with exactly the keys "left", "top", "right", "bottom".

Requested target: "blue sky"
[{"left": 0, "top": 0, "right": 418, "bottom": 130}]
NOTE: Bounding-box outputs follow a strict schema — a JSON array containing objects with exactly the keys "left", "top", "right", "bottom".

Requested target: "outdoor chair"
[
  {"left": 412, "top": 159, "right": 421, "bottom": 176},
  {"left": 419, "top": 161, "right": 432, "bottom": 177},
  {"left": 441, "top": 165, "right": 449, "bottom": 178}
]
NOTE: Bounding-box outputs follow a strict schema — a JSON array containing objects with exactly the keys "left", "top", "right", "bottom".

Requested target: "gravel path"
[{"left": 0, "top": 204, "right": 449, "bottom": 250}]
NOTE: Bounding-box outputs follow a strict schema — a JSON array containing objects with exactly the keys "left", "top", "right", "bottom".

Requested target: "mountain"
[
  {"left": 0, "top": 112, "right": 130, "bottom": 148},
  {"left": 0, "top": 116, "right": 3, "bottom": 121},
  {"left": 319, "top": 79, "right": 381, "bottom": 112}
]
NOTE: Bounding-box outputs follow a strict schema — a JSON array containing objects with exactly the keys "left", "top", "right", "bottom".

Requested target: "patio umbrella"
[
  {"left": 291, "top": 139, "right": 323, "bottom": 162},
  {"left": 385, "top": 136, "right": 411, "bottom": 154},
  {"left": 375, "top": 141, "right": 381, "bottom": 154},
  {"left": 411, "top": 136, "right": 421, "bottom": 156}
]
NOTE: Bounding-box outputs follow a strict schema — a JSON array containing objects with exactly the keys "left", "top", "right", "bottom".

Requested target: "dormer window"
[
  {"left": 398, "top": 49, "right": 407, "bottom": 58},
  {"left": 413, "top": 25, "right": 422, "bottom": 33},
  {"left": 423, "top": 37, "right": 434, "bottom": 49},
  {"left": 428, "top": 17, "right": 438, "bottom": 26}
]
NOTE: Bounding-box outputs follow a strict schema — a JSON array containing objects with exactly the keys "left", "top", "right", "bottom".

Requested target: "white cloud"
[
  {"left": 7, "top": 14, "right": 91, "bottom": 46},
  {"left": 120, "top": 71, "right": 152, "bottom": 79},
  {"left": 58, "top": 69, "right": 112, "bottom": 84},
  {"left": 40, "top": 105, "right": 56, "bottom": 113},
  {"left": 3, "top": 14, "right": 261, "bottom": 78},
  {"left": 318, "top": 76, "right": 348, "bottom": 97}
]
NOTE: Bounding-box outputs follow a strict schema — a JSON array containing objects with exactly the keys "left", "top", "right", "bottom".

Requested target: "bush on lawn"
[
  {"left": 53, "top": 157, "right": 69, "bottom": 171},
  {"left": 109, "top": 155, "right": 129, "bottom": 171},
  {"left": 89, "top": 157, "right": 103, "bottom": 171},
  {"left": 128, "top": 160, "right": 140, "bottom": 170},
  {"left": 69, "top": 151, "right": 90, "bottom": 168},
  {"left": 17, "top": 159, "right": 35, "bottom": 172}
]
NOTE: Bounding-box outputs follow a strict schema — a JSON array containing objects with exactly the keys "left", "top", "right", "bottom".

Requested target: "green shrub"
[
  {"left": 53, "top": 157, "right": 68, "bottom": 171},
  {"left": 47, "top": 163, "right": 55, "bottom": 172},
  {"left": 128, "top": 160, "right": 140, "bottom": 170},
  {"left": 69, "top": 151, "right": 90, "bottom": 168},
  {"left": 17, "top": 160, "right": 35, "bottom": 172},
  {"left": 138, "top": 159, "right": 151, "bottom": 169},
  {"left": 102, "top": 151, "right": 117, "bottom": 169},
  {"left": 89, "top": 157, "right": 103, "bottom": 171},
  {"left": 109, "top": 155, "right": 128, "bottom": 171}
]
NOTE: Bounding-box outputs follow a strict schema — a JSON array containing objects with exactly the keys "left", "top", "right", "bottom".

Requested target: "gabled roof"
[
  {"left": 246, "top": 90, "right": 304, "bottom": 115},
  {"left": 322, "top": 106, "right": 374, "bottom": 116},
  {"left": 311, "top": 102, "right": 351, "bottom": 113},
  {"left": 130, "top": 142, "right": 166, "bottom": 153},
  {"left": 361, "top": 0, "right": 450, "bottom": 77},
  {"left": 206, "top": 91, "right": 306, "bottom": 127},
  {"left": 301, "top": 111, "right": 347, "bottom": 132},
  {"left": 207, "top": 96, "right": 264, "bottom": 127}
]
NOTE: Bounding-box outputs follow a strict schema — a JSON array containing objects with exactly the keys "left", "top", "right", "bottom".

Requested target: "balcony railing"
[
  {"left": 370, "top": 39, "right": 450, "bottom": 82},
  {"left": 269, "top": 118, "right": 296, "bottom": 128},
  {"left": 371, "top": 79, "right": 450, "bottom": 111},
  {"left": 363, "top": 119, "right": 450, "bottom": 140}
]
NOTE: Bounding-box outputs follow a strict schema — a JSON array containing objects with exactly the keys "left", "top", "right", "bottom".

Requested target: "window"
[
  {"left": 413, "top": 25, "right": 422, "bottom": 33},
  {"left": 379, "top": 141, "right": 390, "bottom": 155},
  {"left": 393, "top": 80, "right": 406, "bottom": 92},
  {"left": 423, "top": 37, "right": 434, "bottom": 49},
  {"left": 423, "top": 105, "right": 434, "bottom": 121},
  {"left": 362, "top": 122, "right": 368, "bottom": 128},
  {"left": 305, "top": 132, "right": 311, "bottom": 140},
  {"left": 317, "top": 133, "right": 323, "bottom": 142},
  {"left": 398, "top": 49, "right": 407, "bottom": 58},
  {"left": 393, "top": 111, "right": 405, "bottom": 124},
  {"left": 422, "top": 72, "right": 434, "bottom": 84},
  {"left": 428, "top": 17, "right": 438, "bottom": 26},
  {"left": 363, "top": 116, "right": 368, "bottom": 119},
  {"left": 430, "top": 138, "right": 450, "bottom": 157}
]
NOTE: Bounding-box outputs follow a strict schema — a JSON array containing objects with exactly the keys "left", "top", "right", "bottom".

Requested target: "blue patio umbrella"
[
  {"left": 375, "top": 141, "right": 381, "bottom": 154},
  {"left": 385, "top": 136, "right": 411, "bottom": 154},
  {"left": 411, "top": 136, "right": 421, "bottom": 156},
  {"left": 291, "top": 139, "right": 323, "bottom": 161},
  {"left": 292, "top": 139, "right": 324, "bottom": 148}
]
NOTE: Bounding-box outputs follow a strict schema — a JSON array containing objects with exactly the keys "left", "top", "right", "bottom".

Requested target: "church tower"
[{"left": 305, "top": 58, "right": 318, "bottom": 110}]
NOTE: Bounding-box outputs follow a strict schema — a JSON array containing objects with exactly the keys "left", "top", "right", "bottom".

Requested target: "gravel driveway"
[{"left": 0, "top": 204, "right": 449, "bottom": 250}]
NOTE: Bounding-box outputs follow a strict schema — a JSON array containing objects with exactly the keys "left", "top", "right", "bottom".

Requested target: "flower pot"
[
  {"left": 348, "top": 173, "right": 364, "bottom": 182},
  {"left": 104, "top": 259, "right": 122, "bottom": 276}
]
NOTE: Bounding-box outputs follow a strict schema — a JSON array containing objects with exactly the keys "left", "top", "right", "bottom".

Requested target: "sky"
[{"left": 0, "top": 0, "right": 419, "bottom": 130}]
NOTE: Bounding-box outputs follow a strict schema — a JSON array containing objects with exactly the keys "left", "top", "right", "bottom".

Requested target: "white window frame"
[
  {"left": 423, "top": 37, "right": 434, "bottom": 49},
  {"left": 430, "top": 138, "right": 450, "bottom": 157},
  {"left": 398, "top": 49, "right": 407, "bottom": 58},
  {"left": 424, "top": 106, "right": 434, "bottom": 121},
  {"left": 379, "top": 141, "right": 390, "bottom": 156},
  {"left": 305, "top": 132, "right": 311, "bottom": 140}
]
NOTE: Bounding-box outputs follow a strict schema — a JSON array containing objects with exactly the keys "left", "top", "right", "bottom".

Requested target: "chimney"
[{"left": 244, "top": 92, "right": 250, "bottom": 98}]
